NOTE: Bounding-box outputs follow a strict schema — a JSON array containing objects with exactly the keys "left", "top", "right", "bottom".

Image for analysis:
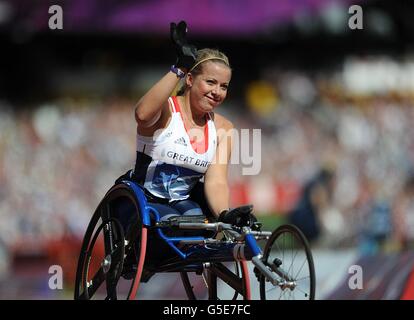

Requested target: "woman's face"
[{"left": 187, "top": 61, "right": 232, "bottom": 113}]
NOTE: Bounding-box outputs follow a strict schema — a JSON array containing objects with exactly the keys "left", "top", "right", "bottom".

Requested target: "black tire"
[
  {"left": 260, "top": 224, "right": 316, "bottom": 300},
  {"left": 74, "top": 184, "right": 147, "bottom": 300},
  {"left": 181, "top": 261, "right": 250, "bottom": 300}
]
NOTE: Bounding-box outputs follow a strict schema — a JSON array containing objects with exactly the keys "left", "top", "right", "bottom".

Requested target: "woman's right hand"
[
  {"left": 170, "top": 20, "right": 197, "bottom": 70},
  {"left": 218, "top": 205, "right": 258, "bottom": 228}
]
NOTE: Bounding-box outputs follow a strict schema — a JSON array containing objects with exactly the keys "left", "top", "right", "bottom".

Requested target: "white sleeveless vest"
[{"left": 134, "top": 96, "right": 217, "bottom": 202}]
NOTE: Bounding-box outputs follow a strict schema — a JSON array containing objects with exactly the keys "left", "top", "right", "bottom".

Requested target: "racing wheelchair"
[{"left": 74, "top": 179, "right": 316, "bottom": 300}]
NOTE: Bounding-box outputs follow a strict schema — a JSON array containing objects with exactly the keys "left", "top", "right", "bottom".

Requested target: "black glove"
[
  {"left": 170, "top": 20, "right": 197, "bottom": 70},
  {"left": 218, "top": 205, "right": 257, "bottom": 228}
]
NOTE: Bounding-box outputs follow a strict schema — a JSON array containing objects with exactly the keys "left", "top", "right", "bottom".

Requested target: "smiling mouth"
[{"left": 206, "top": 96, "right": 219, "bottom": 104}]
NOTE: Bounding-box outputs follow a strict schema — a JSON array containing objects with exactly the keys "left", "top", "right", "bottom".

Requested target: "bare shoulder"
[{"left": 212, "top": 112, "right": 234, "bottom": 131}]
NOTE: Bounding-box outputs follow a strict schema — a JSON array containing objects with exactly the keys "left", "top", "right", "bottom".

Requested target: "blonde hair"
[{"left": 176, "top": 48, "right": 231, "bottom": 96}]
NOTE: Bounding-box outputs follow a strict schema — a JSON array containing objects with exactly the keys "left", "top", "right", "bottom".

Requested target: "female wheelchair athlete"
[{"left": 74, "top": 178, "right": 316, "bottom": 300}]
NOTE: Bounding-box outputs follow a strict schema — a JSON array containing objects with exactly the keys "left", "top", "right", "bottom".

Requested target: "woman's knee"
[
  {"left": 148, "top": 203, "right": 181, "bottom": 221},
  {"left": 172, "top": 200, "right": 203, "bottom": 216}
]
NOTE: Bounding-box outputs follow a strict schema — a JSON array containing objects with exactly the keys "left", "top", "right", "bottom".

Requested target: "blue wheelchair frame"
[
  {"left": 74, "top": 179, "right": 316, "bottom": 300},
  {"left": 122, "top": 180, "right": 262, "bottom": 264},
  {"left": 122, "top": 180, "right": 260, "bottom": 262}
]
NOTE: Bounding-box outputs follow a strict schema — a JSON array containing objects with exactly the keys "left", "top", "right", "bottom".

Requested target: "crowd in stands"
[{"left": 1, "top": 60, "right": 414, "bottom": 267}]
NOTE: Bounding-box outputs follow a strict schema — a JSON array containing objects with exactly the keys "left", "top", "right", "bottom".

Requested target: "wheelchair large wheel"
[
  {"left": 74, "top": 184, "right": 147, "bottom": 300},
  {"left": 260, "top": 224, "right": 315, "bottom": 300},
  {"left": 181, "top": 261, "right": 251, "bottom": 300}
]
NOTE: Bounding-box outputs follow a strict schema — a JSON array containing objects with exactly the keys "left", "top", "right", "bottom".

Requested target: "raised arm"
[
  {"left": 135, "top": 21, "right": 197, "bottom": 128},
  {"left": 134, "top": 72, "right": 182, "bottom": 127}
]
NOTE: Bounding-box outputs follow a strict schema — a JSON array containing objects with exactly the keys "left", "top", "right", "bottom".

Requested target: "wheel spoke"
[
  {"left": 296, "top": 275, "right": 310, "bottom": 282},
  {"left": 294, "top": 257, "right": 308, "bottom": 280},
  {"left": 75, "top": 184, "right": 147, "bottom": 300},
  {"left": 80, "top": 267, "right": 106, "bottom": 299},
  {"left": 287, "top": 248, "right": 299, "bottom": 277},
  {"left": 295, "top": 286, "right": 310, "bottom": 298},
  {"left": 260, "top": 224, "right": 315, "bottom": 300},
  {"left": 182, "top": 261, "right": 248, "bottom": 300}
]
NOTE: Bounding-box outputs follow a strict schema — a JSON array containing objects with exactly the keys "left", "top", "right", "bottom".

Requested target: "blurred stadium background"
[{"left": 1, "top": 0, "right": 414, "bottom": 299}]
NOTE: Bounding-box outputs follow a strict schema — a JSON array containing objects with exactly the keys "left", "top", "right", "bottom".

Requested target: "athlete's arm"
[
  {"left": 134, "top": 72, "right": 181, "bottom": 127},
  {"left": 135, "top": 21, "right": 196, "bottom": 128},
  {"left": 204, "top": 115, "right": 234, "bottom": 218}
]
